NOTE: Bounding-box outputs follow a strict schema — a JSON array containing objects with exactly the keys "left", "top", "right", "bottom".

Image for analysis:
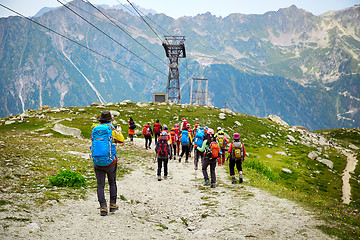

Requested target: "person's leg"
[
  {"left": 130, "top": 134, "right": 133, "bottom": 141},
  {"left": 221, "top": 149, "right": 226, "bottom": 165},
  {"left": 157, "top": 158, "right": 162, "bottom": 178},
  {"left": 164, "top": 158, "right": 168, "bottom": 178},
  {"left": 94, "top": 165, "right": 107, "bottom": 207},
  {"left": 229, "top": 158, "right": 237, "bottom": 184},
  {"left": 176, "top": 141, "right": 180, "bottom": 155},
  {"left": 202, "top": 157, "right": 210, "bottom": 184},
  {"left": 185, "top": 145, "right": 190, "bottom": 162},
  {"left": 236, "top": 160, "right": 243, "bottom": 183},
  {"left": 145, "top": 137, "right": 149, "bottom": 149},
  {"left": 172, "top": 144, "right": 177, "bottom": 160},
  {"left": 148, "top": 136, "right": 152, "bottom": 149},
  {"left": 194, "top": 149, "right": 199, "bottom": 170},
  {"left": 209, "top": 158, "right": 217, "bottom": 185},
  {"left": 155, "top": 133, "right": 159, "bottom": 144},
  {"left": 106, "top": 163, "right": 118, "bottom": 205}
]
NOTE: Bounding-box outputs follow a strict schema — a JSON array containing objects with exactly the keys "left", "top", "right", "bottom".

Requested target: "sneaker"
[
  {"left": 164, "top": 176, "right": 168, "bottom": 180},
  {"left": 232, "top": 178, "right": 237, "bottom": 184},
  {"left": 109, "top": 203, "right": 118, "bottom": 213},
  {"left": 100, "top": 206, "right": 108, "bottom": 216},
  {"left": 174, "top": 157, "right": 176, "bottom": 161},
  {"left": 178, "top": 158, "right": 181, "bottom": 163},
  {"left": 210, "top": 183, "right": 216, "bottom": 188},
  {"left": 204, "top": 180, "right": 210, "bottom": 186},
  {"left": 158, "top": 176, "right": 162, "bottom": 181},
  {"left": 185, "top": 160, "right": 189, "bottom": 163},
  {"left": 239, "top": 175, "right": 243, "bottom": 183}
]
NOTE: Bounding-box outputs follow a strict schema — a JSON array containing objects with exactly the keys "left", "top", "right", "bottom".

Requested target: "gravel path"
[{"left": 2, "top": 138, "right": 332, "bottom": 239}]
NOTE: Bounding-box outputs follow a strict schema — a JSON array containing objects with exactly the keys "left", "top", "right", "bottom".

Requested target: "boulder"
[
  {"left": 282, "top": 168, "right": 293, "bottom": 174},
  {"left": 122, "top": 100, "right": 132, "bottom": 104},
  {"left": 267, "top": 115, "right": 289, "bottom": 127},
  {"left": 220, "top": 108, "right": 235, "bottom": 115},
  {"left": 276, "top": 152, "right": 287, "bottom": 156},
  {"left": 5, "top": 120, "right": 15, "bottom": 125},
  {"left": 287, "top": 135, "right": 296, "bottom": 142},
  {"left": 219, "top": 113, "right": 226, "bottom": 120},
  {"left": 266, "top": 154, "right": 272, "bottom": 158},
  {"left": 53, "top": 123, "right": 82, "bottom": 139},
  {"left": 136, "top": 102, "right": 149, "bottom": 107},
  {"left": 308, "top": 151, "right": 318, "bottom": 160},
  {"left": 317, "top": 157, "right": 333, "bottom": 169},
  {"left": 234, "top": 121, "right": 242, "bottom": 126},
  {"left": 40, "top": 105, "right": 51, "bottom": 110},
  {"left": 349, "top": 144, "right": 359, "bottom": 150},
  {"left": 110, "top": 110, "right": 120, "bottom": 117},
  {"left": 90, "top": 102, "right": 102, "bottom": 107}
]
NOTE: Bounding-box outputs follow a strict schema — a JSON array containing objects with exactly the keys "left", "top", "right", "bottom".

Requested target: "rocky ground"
[{"left": 1, "top": 138, "right": 333, "bottom": 240}]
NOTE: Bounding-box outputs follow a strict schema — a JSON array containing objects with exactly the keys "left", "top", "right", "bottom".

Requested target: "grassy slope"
[{"left": 0, "top": 102, "right": 359, "bottom": 239}]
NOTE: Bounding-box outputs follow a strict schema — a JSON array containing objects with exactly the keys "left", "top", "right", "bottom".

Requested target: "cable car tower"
[{"left": 162, "top": 36, "right": 186, "bottom": 103}]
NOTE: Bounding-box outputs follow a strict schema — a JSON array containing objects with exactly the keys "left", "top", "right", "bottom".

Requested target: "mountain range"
[{"left": 0, "top": 0, "right": 359, "bottom": 130}]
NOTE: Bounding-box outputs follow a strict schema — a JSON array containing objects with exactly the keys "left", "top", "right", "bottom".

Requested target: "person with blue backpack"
[
  {"left": 155, "top": 131, "right": 172, "bottom": 181},
  {"left": 193, "top": 127, "right": 205, "bottom": 170},
  {"left": 178, "top": 127, "right": 192, "bottom": 163},
  {"left": 91, "top": 110, "right": 124, "bottom": 216}
]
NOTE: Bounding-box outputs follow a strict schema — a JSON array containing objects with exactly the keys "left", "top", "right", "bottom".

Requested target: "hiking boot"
[
  {"left": 158, "top": 176, "right": 162, "bottom": 181},
  {"left": 232, "top": 178, "right": 237, "bottom": 184},
  {"left": 178, "top": 158, "right": 181, "bottom": 163},
  {"left": 204, "top": 180, "right": 210, "bottom": 186},
  {"left": 185, "top": 160, "right": 189, "bottom": 163},
  {"left": 109, "top": 203, "right": 118, "bottom": 213},
  {"left": 210, "top": 183, "right": 216, "bottom": 188},
  {"left": 100, "top": 206, "right": 108, "bottom": 216},
  {"left": 174, "top": 156, "right": 176, "bottom": 161},
  {"left": 239, "top": 175, "right": 243, "bottom": 183}
]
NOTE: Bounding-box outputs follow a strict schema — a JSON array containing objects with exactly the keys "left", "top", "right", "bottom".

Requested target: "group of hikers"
[
  {"left": 137, "top": 117, "right": 246, "bottom": 187},
  {"left": 90, "top": 110, "right": 245, "bottom": 216}
]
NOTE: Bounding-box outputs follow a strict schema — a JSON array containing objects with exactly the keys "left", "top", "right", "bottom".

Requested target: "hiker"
[
  {"left": 169, "top": 127, "right": 178, "bottom": 160},
  {"left": 228, "top": 133, "right": 246, "bottom": 184},
  {"left": 186, "top": 123, "right": 194, "bottom": 157},
  {"left": 153, "top": 119, "right": 162, "bottom": 144},
  {"left": 91, "top": 110, "right": 125, "bottom": 216},
  {"left": 216, "top": 129, "right": 229, "bottom": 166},
  {"left": 193, "top": 126, "right": 205, "bottom": 170},
  {"left": 155, "top": 131, "right": 172, "bottom": 181},
  {"left": 174, "top": 123, "right": 181, "bottom": 156},
  {"left": 180, "top": 117, "right": 189, "bottom": 131},
  {"left": 179, "top": 127, "right": 192, "bottom": 163},
  {"left": 197, "top": 128, "right": 219, "bottom": 188},
  {"left": 142, "top": 123, "right": 152, "bottom": 149},
  {"left": 128, "top": 117, "right": 136, "bottom": 142}
]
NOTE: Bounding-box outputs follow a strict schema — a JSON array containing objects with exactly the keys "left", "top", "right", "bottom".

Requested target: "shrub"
[
  {"left": 49, "top": 170, "right": 86, "bottom": 188},
  {"left": 244, "top": 159, "right": 277, "bottom": 182}
]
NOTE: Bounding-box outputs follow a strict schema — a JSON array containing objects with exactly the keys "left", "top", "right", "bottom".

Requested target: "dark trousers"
[
  {"left": 180, "top": 145, "right": 190, "bottom": 161},
  {"left": 145, "top": 135, "right": 152, "bottom": 149},
  {"left": 157, "top": 158, "right": 168, "bottom": 176},
  {"left": 172, "top": 144, "right": 177, "bottom": 158},
  {"left": 202, "top": 157, "right": 217, "bottom": 183},
  {"left": 94, "top": 163, "right": 117, "bottom": 207},
  {"left": 194, "top": 149, "right": 203, "bottom": 170},
  {"left": 129, "top": 134, "right": 134, "bottom": 141},
  {"left": 154, "top": 133, "right": 160, "bottom": 144},
  {"left": 229, "top": 158, "right": 243, "bottom": 175}
]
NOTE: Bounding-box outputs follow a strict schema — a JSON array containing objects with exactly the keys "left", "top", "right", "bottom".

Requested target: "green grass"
[{"left": 0, "top": 102, "right": 359, "bottom": 239}]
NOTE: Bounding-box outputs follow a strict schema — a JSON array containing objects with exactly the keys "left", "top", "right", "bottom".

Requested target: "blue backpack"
[
  {"left": 194, "top": 129, "right": 204, "bottom": 147},
  {"left": 180, "top": 130, "right": 190, "bottom": 146},
  {"left": 91, "top": 124, "right": 117, "bottom": 166}
]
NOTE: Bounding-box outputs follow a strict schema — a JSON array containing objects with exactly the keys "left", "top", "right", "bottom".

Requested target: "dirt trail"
[
  {"left": 340, "top": 148, "right": 358, "bottom": 204},
  {"left": 2, "top": 138, "right": 332, "bottom": 239}
]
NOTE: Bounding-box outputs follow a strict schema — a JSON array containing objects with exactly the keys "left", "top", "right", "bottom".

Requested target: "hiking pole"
[{"left": 195, "top": 169, "right": 197, "bottom": 187}]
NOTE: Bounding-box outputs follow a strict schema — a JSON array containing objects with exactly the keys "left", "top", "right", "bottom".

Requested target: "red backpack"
[
  {"left": 209, "top": 141, "right": 220, "bottom": 158},
  {"left": 154, "top": 123, "right": 161, "bottom": 134},
  {"left": 157, "top": 135, "right": 169, "bottom": 156},
  {"left": 170, "top": 128, "right": 177, "bottom": 143},
  {"left": 142, "top": 125, "right": 150, "bottom": 136}
]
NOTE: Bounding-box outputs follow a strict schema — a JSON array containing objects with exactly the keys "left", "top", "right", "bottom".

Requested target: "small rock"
[
  {"left": 266, "top": 154, "right": 272, "bottom": 158},
  {"left": 90, "top": 102, "right": 102, "bottom": 107},
  {"left": 78, "top": 109, "right": 86, "bottom": 112},
  {"left": 276, "top": 152, "right": 287, "bottom": 156},
  {"left": 317, "top": 158, "right": 334, "bottom": 169},
  {"left": 27, "top": 223, "right": 40, "bottom": 232},
  {"left": 349, "top": 144, "right": 359, "bottom": 150},
  {"left": 110, "top": 110, "right": 120, "bottom": 117},
  {"left": 234, "top": 121, "right": 242, "bottom": 126},
  {"left": 287, "top": 135, "right": 296, "bottom": 142},
  {"left": 282, "top": 168, "right": 292, "bottom": 174},
  {"left": 5, "top": 120, "right": 15, "bottom": 125},
  {"left": 219, "top": 113, "right": 226, "bottom": 120},
  {"left": 308, "top": 151, "right": 318, "bottom": 160}
]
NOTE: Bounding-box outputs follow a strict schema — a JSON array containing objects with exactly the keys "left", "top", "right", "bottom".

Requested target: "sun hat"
[
  {"left": 97, "top": 110, "right": 114, "bottom": 122},
  {"left": 232, "top": 133, "right": 240, "bottom": 140},
  {"left": 207, "top": 128, "right": 214, "bottom": 135},
  {"left": 217, "top": 127, "right": 221, "bottom": 131}
]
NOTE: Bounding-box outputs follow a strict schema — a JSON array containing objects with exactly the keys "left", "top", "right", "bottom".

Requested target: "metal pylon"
[{"left": 162, "top": 36, "right": 186, "bottom": 104}]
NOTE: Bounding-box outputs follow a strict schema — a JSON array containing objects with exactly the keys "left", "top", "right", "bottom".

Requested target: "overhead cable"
[
  {"left": 84, "top": 0, "right": 168, "bottom": 66},
  {"left": 0, "top": 3, "right": 154, "bottom": 79},
  {"left": 57, "top": 0, "right": 166, "bottom": 76}
]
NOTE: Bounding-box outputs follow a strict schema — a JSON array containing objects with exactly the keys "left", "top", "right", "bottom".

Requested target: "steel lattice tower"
[{"left": 162, "top": 36, "right": 186, "bottom": 103}]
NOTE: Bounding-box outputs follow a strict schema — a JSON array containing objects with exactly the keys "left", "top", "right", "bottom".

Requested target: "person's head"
[
  {"left": 97, "top": 110, "right": 114, "bottom": 123},
  {"left": 217, "top": 127, "right": 221, "bottom": 132},
  {"left": 186, "top": 123, "right": 190, "bottom": 128},
  {"left": 148, "top": 122, "right": 151, "bottom": 126},
  {"left": 232, "top": 133, "right": 241, "bottom": 141},
  {"left": 206, "top": 128, "right": 214, "bottom": 141},
  {"left": 175, "top": 123, "right": 179, "bottom": 128},
  {"left": 129, "top": 117, "right": 133, "bottom": 121},
  {"left": 156, "top": 119, "right": 159, "bottom": 123},
  {"left": 163, "top": 124, "right": 168, "bottom": 130}
]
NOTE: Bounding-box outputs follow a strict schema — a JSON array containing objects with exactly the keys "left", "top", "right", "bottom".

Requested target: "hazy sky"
[{"left": 0, "top": 0, "right": 359, "bottom": 18}]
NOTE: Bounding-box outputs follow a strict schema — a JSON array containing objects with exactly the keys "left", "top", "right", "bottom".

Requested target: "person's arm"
[
  {"left": 227, "top": 143, "right": 233, "bottom": 154},
  {"left": 197, "top": 139, "right": 208, "bottom": 152},
  {"left": 155, "top": 142, "right": 159, "bottom": 153},
  {"left": 242, "top": 143, "right": 246, "bottom": 161}
]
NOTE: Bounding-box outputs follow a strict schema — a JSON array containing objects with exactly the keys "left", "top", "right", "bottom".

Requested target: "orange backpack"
[{"left": 209, "top": 141, "right": 220, "bottom": 158}]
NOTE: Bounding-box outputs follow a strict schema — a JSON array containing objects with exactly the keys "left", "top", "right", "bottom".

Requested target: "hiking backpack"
[
  {"left": 91, "top": 124, "right": 116, "bottom": 166},
  {"left": 208, "top": 141, "right": 220, "bottom": 158},
  {"left": 194, "top": 129, "right": 204, "bottom": 147},
  {"left": 129, "top": 121, "right": 136, "bottom": 130},
  {"left": 180, "top": 130, "right": 190, "bottom": 146},
  {"left": 218, "top": 135, "right": 225, "bottom": 148},
  {"left": 170, "top": 129, "right": 178, "bottom": 143},
  {"left": 154, "top": 123, "right": 161, "bottom": 134},
  {"left": 157, "top": 135, "right": 169, "bottom": 156},
  {"left": 232, "top": 141, "right": 244, "bottom": 161},
  {"left": 142, "top": 126, "right": 150, "bottom": 136}
]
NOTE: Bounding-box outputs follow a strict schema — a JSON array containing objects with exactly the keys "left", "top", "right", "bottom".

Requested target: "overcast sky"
[{"left": 0, "top": 0, "right": 359, "bottom": 18}]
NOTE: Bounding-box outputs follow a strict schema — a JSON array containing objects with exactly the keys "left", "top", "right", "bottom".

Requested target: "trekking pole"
[{"left": 195, "top": 169, "right": 197, "bottom": 187}]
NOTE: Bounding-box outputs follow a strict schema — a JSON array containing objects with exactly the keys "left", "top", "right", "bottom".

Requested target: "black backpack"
[
  {"left": 129, "top": 121, "right": 136, "bottom": 130},
  {"left": 158, "top": 136, "right": 169, "bottom": 156}
]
